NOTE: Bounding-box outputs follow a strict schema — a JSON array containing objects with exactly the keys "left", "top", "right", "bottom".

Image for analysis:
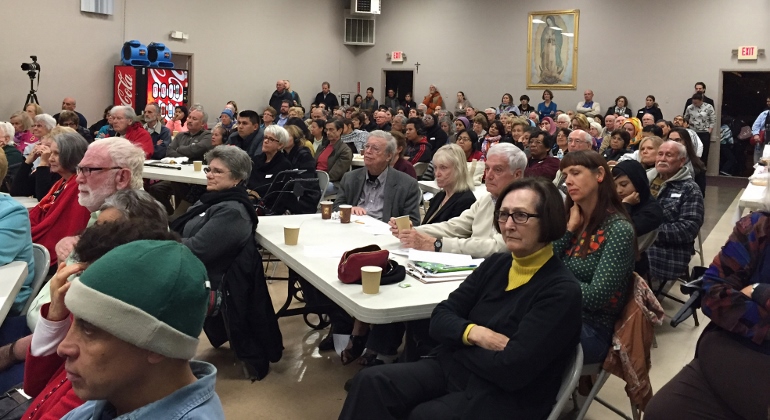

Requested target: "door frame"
[
  {"left": 716, "top": 68, "right": 770, "bottom": 175},
  {"left": 381, "top": 69, "right": 415, "bottom": 103},
  {"left": 172, "top": 52, "right": 194, "bottom": 106}
]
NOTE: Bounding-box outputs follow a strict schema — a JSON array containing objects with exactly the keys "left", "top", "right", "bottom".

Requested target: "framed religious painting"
[{"left": 527, "top": 9, "right": 580, "bottom": 89}]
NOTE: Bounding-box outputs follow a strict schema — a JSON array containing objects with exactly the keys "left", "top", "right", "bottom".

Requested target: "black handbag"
[{"left": 0, "top": 387, "right": 31, "bottom": 420}]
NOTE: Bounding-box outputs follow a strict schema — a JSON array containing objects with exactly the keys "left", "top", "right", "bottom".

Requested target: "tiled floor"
[{"left": 195, "top": 183, "right": 746, "bottom": 420}]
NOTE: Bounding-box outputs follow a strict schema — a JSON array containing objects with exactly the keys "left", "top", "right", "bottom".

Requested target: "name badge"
[
  {"left": 671, "top": 193, "right": 682, "bottom": 198},
  {"left": 265, "top": 174, "right": 273, "bottom": 179}
]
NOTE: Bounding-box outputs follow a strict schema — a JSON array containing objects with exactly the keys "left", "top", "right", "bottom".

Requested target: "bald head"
[
  {"left": 62, "top": 97, "right": 76, "bottom": 111},
  {"left": 583, "top": 90, "right": 594, "bottom": 102}
]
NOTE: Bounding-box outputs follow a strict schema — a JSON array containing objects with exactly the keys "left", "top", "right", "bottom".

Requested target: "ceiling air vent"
[{"left": 344, "top": 16, "right": 375, "bottom": 46}]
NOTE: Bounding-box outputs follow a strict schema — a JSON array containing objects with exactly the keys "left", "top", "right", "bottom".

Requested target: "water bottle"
[{"left": 557, "top": 149, "right": 564, "bottom": 160}]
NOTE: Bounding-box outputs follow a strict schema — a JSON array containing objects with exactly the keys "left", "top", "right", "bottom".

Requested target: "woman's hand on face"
[
  {"left": 38, "top": 145, "right": 51, "bottom": 165},
  {"left": 47, "top": 262, "right": 86, "bottom": 322},
  {"left": 567, "top": 203, "right": 584, "bottom": 233},
  {"left": 467, "top": 325, "right": 509, "bottom": 351},
  {"left": 622, "top": 192, "right": 640, "bottom": 206}
]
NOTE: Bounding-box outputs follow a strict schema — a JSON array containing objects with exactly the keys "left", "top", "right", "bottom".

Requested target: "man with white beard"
[{"left": 25, "top": 137, "right": 147, "bottom": 329}]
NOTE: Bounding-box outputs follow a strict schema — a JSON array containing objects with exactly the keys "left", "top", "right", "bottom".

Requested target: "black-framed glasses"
[
  {"left": 263, "top": 136, "right": 280, "bottom": 144},
  {"left": 76, "top": 166, "right": 122, "bottom": 176},
  {"left": 495, "top": 210, "right": 540, "bottom": 224},
  {"left": 203, "top": 167, "right": 230, "bottom": 176}
]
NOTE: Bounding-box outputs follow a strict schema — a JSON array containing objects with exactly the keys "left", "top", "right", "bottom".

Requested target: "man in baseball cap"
[{"left": 57, "top": 240, "right": 224, "bottom": 419}]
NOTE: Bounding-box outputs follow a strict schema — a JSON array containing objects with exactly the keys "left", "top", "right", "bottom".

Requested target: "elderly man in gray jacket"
[{"left": 334, "top": 130, "right": 421, "bottom": 226}]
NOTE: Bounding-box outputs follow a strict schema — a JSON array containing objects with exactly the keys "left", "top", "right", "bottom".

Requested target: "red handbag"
[{"left": 338, "top": 245, "right": 390, "bottom": 284}]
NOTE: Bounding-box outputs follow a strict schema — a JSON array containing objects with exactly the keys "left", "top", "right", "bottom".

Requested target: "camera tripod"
[{"left": 24, "top": 71, "right": 39, "bottom": 108}]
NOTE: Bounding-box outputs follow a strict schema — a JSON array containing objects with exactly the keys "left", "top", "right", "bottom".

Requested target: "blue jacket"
[
  {"left": 0, "top": 194, "right": 35, "bottom": 314},
  {"left": 60, "top": 360, "right": 224, "bottom": 420}
]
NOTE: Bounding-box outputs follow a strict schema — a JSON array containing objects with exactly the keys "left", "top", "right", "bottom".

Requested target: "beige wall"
[
  {"left": 355, "top": 0, "right": 770, "bottom": 121},
  {"left": 4, "top": 0, "right": 770, "bottom": 139},
  {"left": 1, "top": 1, "right": 125, "bottom": 123},
  {"left": 1, "top": 0, "right": 357, "bottom": 125}
]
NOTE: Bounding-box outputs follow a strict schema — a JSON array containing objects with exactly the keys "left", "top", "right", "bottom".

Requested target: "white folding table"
[
  {"left": 142, "top": 161, "right": 208, "bottom": 185},
  {"left": 255, "top": 214, "right": 463, "bottom": 324},
  {"left": 0, "top": 262, "right": 29, "bottom": 325}
]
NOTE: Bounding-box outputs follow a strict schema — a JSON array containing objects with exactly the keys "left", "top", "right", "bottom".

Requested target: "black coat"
[
  {"left": 312, "top": 92, "right": 339, "bottom": 109},
  {"left": 425, "top": 124, "right": 448, "bottom": 151},
  {"left": 430, "top": 253, "right": 582, "bottom": 419},
  {"left": 423, "top": 190, "right": 476, "bottom": 225},
  {"left": 635, "top": 107, "right": 664, "bottom": 123},
  {"left": 248, "top": 152, "right": 292, "bottom": 195},
  {"left": 268, "top": 90, "right": 293, "bottom": 112}
]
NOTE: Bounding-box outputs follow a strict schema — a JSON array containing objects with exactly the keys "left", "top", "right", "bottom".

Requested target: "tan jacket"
[
  {"left": 416, "top": 192, "right": 506, "bottom": 258},
  {"left": 602, "top": 273, "right": 665, "bottom": 410}
]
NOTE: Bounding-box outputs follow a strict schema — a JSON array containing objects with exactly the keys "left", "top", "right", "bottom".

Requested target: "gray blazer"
[{"left": 334, "top": 166, "right": 422, "bottom": 226}]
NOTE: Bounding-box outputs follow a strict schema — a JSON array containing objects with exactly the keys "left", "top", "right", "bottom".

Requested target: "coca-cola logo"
[{"left": 117, "top": 72, "right": 134, "bottom": 107}]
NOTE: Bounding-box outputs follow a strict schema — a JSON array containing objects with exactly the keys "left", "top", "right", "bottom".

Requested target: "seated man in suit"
[
  {"left": 334, "top": 130, "right": 421, "bottom": 226},
  {"left": 392, "top": 143, "right": 526, "bottom": 258}
]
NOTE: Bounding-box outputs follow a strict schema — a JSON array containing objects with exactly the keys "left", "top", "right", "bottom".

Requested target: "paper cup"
[
  {"left": 284, "top": 226, "right": 300, "bottom": 245},
  {"left": 320, "top": 201, "right": 333, "bottom": 219},
  {"left": 395, "top": 215, "right": 411, "bottom": 232},
  {"left": 339, "top": 204, "right": 352, "bottom": 224},
  {"left": 361, "top": 266, "right": 383, "bottom": 294},
  {"left": 172, "top": 130, "right": 179, "bottom": 138},
  {"left": 193, "top": 161, "right": 203, "bottom": 171}
]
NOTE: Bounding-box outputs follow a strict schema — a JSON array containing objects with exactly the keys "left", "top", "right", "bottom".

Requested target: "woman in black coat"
[
  {"left": 247, "top": 125, "right": 292, "bottom": 199},
  {"left": 341, "top": 177, "right": 583, "bottom": 420},
  {"left": 350, "top": 144, "right": 478, "bottom": 366},
  {"left": 612, "top": 159, "right": 664, "bottom": 276},
  {"left": 636, "top": 95, "right": 664, "bottom": 122}
]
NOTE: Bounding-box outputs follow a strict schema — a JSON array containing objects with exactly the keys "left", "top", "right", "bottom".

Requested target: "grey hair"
[
  {"left": 89, "top": 137, "right": 146, "bottom": 189},
  {"left": 264, "top": 125, "right": 290, "bottom": 148},
  {"left": 484, "top": 108, "right": 497, "bottom": 114},
  {"left": 111, "top": 106, "right": 137, "bottom": 122},
  {"left": 0, "top": 122, "right": 15, "bottom": 141},
  {"left": 52, "top": 128, "right": 89, "bottom": 173},
  {"left": 35, "top": 114, "right": 57, "bottom": 130},
  {"left": 204, "top": 145, "right": 252, "bottom": 182},
  {"left": 392, "top": 114, "right": 407, "bottom": 125},
  {"left": 438, "top": 116, "right": 454, "bottom": 135},
  {"left": 665, "top": 140, "right": 688, "bottom": 159},
  {"left": 100, "top": 189, "right": 168, "bottom": 225},
  {"left": 432, "top": 144, "right": 473, "bottom": 193},
  {"left": 486, "top": 142, "right": 527, "bottom": 174},
  {"left": 189, "top": 105, "right": 208, "bottom": 124},
  {"left": 572, "top": 129, "right": 592, "bottom": 145},
  {"left": 146, "top": 102, "right": 161, "bottom": 119},
  {"left": 417, "top": 103, "right": 428, "bottom": 111},
  {"left": 556, "top": 114, "right": 571, "bottom": 123},
  {"left": 367, "top": 130, "right": 397, "bottom": 157}
]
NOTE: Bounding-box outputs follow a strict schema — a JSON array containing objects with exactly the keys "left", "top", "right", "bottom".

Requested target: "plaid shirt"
[
  {"left": 647, "top": 173, "right": 704, "bottom": 281},
  {"left": 701, "top": 212, "right": 770, "bottom": 346}
]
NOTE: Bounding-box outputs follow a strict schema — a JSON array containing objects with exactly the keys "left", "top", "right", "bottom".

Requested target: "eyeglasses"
[
  {"left": 263, "top": 136, "right": 280, "bottom": 144},
  {"left": 76, "top": 166, "right": 122, "bottom": 176},
  {"left": 203, "top": 167, "right": 230, "bottom": 176},
  {"left": 363, "top": 144, "right": 383, "bottom": 153},
  {"left": 456, "top": 136, "right": 471, "bottom": 142},
  {"left": 495, "top": 210, "right": 540, "bottom": 224}
]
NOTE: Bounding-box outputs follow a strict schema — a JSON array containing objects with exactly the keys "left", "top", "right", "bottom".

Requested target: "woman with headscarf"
[
  {"left": 612, "top": 160, "right": 664, "bottom": 277},
  {"left": 623, "top": 117, "right": 644, "bottom": 150},
  {"left": 539, "top": 116, "right": 556, "bottom": 136}
]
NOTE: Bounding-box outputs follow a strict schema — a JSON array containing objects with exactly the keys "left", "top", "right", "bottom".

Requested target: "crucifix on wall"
[{"left": 415, "top": 62, "right": 420, "bottom": 74}]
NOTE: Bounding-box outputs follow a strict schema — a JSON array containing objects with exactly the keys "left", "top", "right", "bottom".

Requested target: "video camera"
[{"left": 21, "top": 56, "right": 40, "bottom": 72}]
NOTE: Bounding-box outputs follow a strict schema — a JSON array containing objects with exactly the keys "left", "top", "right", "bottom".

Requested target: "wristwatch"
[{"left": 434, "top": 238, "right": 443, "bottom": 252}]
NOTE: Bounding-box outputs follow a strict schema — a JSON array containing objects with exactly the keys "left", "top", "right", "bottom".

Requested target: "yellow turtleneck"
[
  {"left": 462, "top": 243, "right": 553, "bottom": 345},
  {"left": 506, "top": 243, "right": 553, "bottom": 291}
]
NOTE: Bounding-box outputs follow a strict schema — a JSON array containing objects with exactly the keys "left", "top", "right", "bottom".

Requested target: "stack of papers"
[{"left": 406, "top": 250, "right": 483, "bottom": 283}]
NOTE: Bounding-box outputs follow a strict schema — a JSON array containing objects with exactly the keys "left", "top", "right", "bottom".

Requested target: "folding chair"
[
  {"left": 656, "top": 266, "right": 707, "bottom": 327},
  {"left": 22, "top": 244, "right": 50, "bottom": 316},
  {"left": 575, "top": 364, "right": 641, "bottom": 420},
  {"left": 546, "top": 345, "right": 583, "bottom": 420},
  {"left": 413, "top": 162, "right": 428, "bottom": 178},
  {"left": 693, "top": 231, "right": 704, "bottom": 266},
  {"left": 670, "top": 266, "right": 707, "bottom": 327}
]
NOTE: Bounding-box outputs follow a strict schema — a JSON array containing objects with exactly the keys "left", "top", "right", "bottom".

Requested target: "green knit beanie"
[{"left": 65, "top": 240, "right": 209, "bottom": 360}]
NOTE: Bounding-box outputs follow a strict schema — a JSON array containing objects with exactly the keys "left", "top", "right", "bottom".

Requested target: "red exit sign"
[
  {"left": 391, "top": 51, "right": 404, "bottom": 62},
  {"left": 739, "top": 46, "right": 758, "bottom": 60}
]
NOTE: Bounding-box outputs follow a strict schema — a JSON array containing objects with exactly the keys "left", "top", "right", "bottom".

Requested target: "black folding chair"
[{"left": 669, "top": 266, "right": 707, "bottom": 327}]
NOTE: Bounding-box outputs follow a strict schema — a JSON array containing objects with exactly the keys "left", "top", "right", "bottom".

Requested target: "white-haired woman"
[
  {"left": 0, "top": 122, "right": 23, "bottom": 167},
  {"left": 23, "top": 114, "right": 56, "bottom": 165},
  {"left": 247, "top": 125, "right": 292, "bottom": 199},
  {"left": 422, "top": 144, "right": 476, "bottom": 224},
  {"left": 10, "top": 128, "right": 60, "bottom": 200}
]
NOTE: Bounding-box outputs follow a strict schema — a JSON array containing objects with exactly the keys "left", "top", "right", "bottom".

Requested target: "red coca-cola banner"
[
  {"left": 147, "top": 69, "right": 188, "bottom": 122},
  {"left": 114, "top": 66, "right": 136, "bottom": 108}
]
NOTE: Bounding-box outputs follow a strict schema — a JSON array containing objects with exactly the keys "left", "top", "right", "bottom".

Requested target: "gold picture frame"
[{"left": 527, "top": 9, "right": 580, "bottom": 89}]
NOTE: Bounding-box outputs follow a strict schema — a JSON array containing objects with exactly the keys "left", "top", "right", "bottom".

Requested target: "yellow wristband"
[{"left": 462, "top": 324, "right": 477, "bottom": 346}]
